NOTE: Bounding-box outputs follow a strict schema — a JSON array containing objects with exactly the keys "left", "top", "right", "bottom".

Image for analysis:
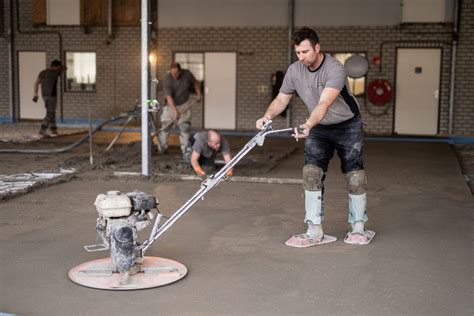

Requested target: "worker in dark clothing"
[{"left": 33, "top": 60, "right": 65, "bottom": 137}]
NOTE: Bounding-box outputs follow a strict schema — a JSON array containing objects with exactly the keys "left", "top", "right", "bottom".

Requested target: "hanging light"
[{"left": 148, "top": 52, "right": 156, "bottom": 64}]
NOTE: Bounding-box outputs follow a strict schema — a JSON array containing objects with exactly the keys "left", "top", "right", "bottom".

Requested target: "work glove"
[
  {"left": 194, "top": 166, "right": 207, "bottom": 180},
  {"left": 32, "top": 95, "right": 39, "bottom": 103}
]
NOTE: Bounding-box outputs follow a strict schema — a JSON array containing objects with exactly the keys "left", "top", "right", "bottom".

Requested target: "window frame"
[
  {"left": 173, "top": 51, "right": 205, "bottom": 82},
  {"left": 64, "top": 51, "right": 97, "bottom": 93},
  {"left": 330, "top": 51, "right": 368, "bottom": 97}
]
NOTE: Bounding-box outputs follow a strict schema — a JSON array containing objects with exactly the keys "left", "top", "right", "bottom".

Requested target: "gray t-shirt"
[
  {"left": 163, "top": 69, "right": 196, "bottom": 106},
  {"left": 38, "top": 69, "right": 61, "bottom": 97},
  {"left": 192, "top": 132, "right": 230, "bottom": 159},
  {"left": 280, "top": 53, "right": 359, "bottom": 125}
]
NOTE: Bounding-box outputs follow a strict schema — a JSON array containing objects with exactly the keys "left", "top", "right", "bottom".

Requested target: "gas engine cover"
[{"left": 94, "top": 191, "right": 132, "bottom": 217}]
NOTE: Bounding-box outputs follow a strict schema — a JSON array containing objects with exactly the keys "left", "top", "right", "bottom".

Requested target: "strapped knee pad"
[
  {"left": 345, "top": 170, "right": 367, "bottom": 195},
  {"left": 302, "top": 164, "right": 324, "bottom": 191}
]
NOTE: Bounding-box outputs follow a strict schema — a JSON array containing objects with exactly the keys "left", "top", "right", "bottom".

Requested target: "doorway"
[
  {"left": 174, "top": 52, "right": 237, "bottom": 130},
  {"left": 394, "top": 48, "right": 441, "bottom": 135},
  {"left": 204, "top": 52, "right": 236, "bottom": 130},
  {"left": 19, "top": 51, "right": 46, "bottom": 120}
]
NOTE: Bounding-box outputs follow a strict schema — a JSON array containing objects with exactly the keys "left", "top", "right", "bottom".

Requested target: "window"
[
  {"left": 332, "top": 53, "right": 366, "bottom": 96},
  {"left": 174, "top": 53, "right": 204, "bottom": 81},
  {"left": 65, "top": 52, "right": 96, "bottom": 91}
]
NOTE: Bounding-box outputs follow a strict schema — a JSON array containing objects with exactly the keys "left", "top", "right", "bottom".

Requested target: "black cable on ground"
[{"left": 0, "top": 116, "right": 125, "bottom": 154}]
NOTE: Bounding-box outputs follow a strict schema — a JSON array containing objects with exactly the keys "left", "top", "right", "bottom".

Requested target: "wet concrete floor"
[{"left": 1, "top": 140, "right": 473, "bottom": 315}]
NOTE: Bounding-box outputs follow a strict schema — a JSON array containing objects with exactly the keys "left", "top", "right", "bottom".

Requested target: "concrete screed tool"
[{"left": 68, "top": 121, "right": 297, "bottom": 290}]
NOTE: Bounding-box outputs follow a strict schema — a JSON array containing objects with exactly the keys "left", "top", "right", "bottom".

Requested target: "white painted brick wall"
[{"left": 1, "top": 1, "right": 472, "bottom": 135}]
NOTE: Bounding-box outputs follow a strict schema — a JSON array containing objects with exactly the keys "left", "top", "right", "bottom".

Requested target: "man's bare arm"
[
  {"left": 194, "top": 81, "right": 202, "bottom": 100},
  {"left": 34, "top": 78, "right": 40, "bottom": 96},
  {"left": 256, "top": 92, "right": 293, "bottom": 129},
  {"left": 295, "top": 87, "right": 340, "bottom": 138},
  {"left": 223, "top": 152, "right": 233, "bottom": 176},
  {"left": 191, "top": 151, "right": 205, "bottom": 177}
]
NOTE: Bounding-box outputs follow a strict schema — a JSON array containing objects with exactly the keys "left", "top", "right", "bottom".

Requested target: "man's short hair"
[
  {"left": 51, "top": 60, "right": 62, "bottom": 68},
  {"left": 170, "top": 62, "right": 181, "bottom": 71},
  {"left": 293, "top": 27, "right": 319, "bottom": 46}
]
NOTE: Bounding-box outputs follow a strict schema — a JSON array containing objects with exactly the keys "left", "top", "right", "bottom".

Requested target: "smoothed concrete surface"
[{"left": 1, "top": 142, "right": 473, "bottom": 315}]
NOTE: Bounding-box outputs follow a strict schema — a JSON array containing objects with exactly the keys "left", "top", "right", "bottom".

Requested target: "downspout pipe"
[
  {"left": 9, "top": 0, "right": 15, "bottom": 121},
  {"left": 286, "top": 0, "right": 294, "bottom": 127},
  {"left": 0, "top": 0, "right": 4, "bottom": 37},
  {"left": 448, "top": 0, "right": 461, "bottom": 135},
  {"left": 107, "top": 0, "right": 113, "bottom": 40},
  {"left": 288, "top": 0, "right": 294, "bottom": 66},
  {"left": 15, "top": 1, "right": 63, "bottom": 122}
]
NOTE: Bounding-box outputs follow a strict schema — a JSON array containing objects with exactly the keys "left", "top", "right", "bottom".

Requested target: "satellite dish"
[{"left": 344, "top": 55, "right": 369, "bottom": 79}]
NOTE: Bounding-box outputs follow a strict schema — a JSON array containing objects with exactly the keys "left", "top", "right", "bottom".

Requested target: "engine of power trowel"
[{"left": 92, "top": 190, "right": 159, "bottom": 274}]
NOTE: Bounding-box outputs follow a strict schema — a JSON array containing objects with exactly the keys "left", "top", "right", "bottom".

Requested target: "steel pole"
[{"left": 141, "top": 0, "right": 150, "bottom": 176}]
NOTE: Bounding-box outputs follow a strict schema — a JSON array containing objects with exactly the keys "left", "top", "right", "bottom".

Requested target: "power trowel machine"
[{"left": 68, "top": 122, "right": 298, "bottom": 290}]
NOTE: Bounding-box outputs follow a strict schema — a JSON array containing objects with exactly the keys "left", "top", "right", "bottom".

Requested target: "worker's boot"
[
  {"left": 39, "top": 126, "right": 48, "bottom": 137},
  {"left": 50, "top": 127, "right": 58, "bottom": 137}
]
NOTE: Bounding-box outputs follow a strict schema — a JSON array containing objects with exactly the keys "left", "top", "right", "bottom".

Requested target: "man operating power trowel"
[
  {"left": 158, "top": 62, "right": 202, "bottom": 160},
  {"left": 256, "top": 27, "right": 375, "bottom": 247}
]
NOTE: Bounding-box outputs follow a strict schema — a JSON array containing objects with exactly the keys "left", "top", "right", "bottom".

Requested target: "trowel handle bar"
[{"left": 141, "top": 122, "right": 297, "bottom": 254}]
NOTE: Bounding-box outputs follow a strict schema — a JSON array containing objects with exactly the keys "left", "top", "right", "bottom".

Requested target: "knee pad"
[
  {"left": 345, "top": 170, "right": 367, "bottom": 195},
  {"left": 302, "top": 164, "right": 324, "bottom": 191}
]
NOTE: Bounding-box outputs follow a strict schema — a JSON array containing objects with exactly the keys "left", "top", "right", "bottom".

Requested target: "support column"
[{"left": 141, "top": 0, "right": 150, "bottom": 176}]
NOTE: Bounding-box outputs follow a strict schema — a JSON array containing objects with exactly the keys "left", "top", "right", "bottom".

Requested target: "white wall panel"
[
  {"left": 47, "top": 0, "right": 80, "bottom": 25},
  {"left": 402, "top": 0, "right": 453, "bottom": 23},
  {"left": 158, "top": 0, "right": 288, "bottom": 27},
  {"left": 19, "top": 52, "right": 46, "bottom": 120},
  {"left": 395, "top": 49, "right": 441, "bottom": 135},
  {"left": 204, "top": 53, "right": 236, "bottom": 130},
  {"left": 296, "top": 0, "right": 402, "bottom": 26},
  {"left": 158, "top": 0, "right": 404, "bottom": 27}
]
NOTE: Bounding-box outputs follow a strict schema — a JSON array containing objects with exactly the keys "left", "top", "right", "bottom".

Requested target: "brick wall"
[
  {"left": 453, "top": 0, "right": 474, "bottom": 135},
  {"left": 156, "top": 27, "right": 289, "bottom": 130},
  {"left": 156, "top": 24, "right": 455, "bottom": 134},
  {"left": 0, "top": 0, "right": 11, "bottom": 120},
  {"left": 1, "top": 0, "right": 473, "bottom": 136},
  {"left": 2, "top": 1, "right": 142, "bottom": 122}
]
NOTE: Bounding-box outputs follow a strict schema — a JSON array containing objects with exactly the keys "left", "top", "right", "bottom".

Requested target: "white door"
[
  {"left": 19, "top": 52, "right": 46, "bottom": 119},
  {"left": 204, "top": 52, "right": 236, "bottom": 130},
  {"left": 394, "top": 48, "right": 441, "bottom": 135}
]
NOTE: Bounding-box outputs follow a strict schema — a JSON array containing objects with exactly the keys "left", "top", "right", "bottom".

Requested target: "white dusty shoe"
[
  {"left": 285, "top": 233, "right": 337, "bottom": 248},
  {"left": 344, "top": 230, "right": 376, "bottom": 245}
]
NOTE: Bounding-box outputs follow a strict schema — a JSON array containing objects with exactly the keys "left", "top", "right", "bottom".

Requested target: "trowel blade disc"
[{"left": 68, "top": 256, "right": 187, "bottom": 290}]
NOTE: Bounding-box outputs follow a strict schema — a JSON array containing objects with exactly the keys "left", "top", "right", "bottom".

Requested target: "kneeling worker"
[{"left": 189, "top": 130, "right": 233, "bottom": 179}]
